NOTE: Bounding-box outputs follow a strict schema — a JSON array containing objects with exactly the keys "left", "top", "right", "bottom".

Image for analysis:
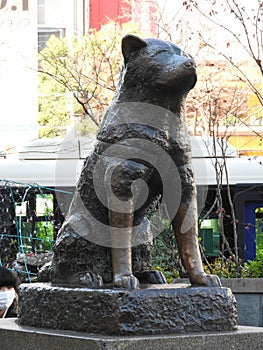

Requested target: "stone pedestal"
[
  {"left": 1, "top": 319, "right": 263, "bottom": 350},
  {"left": 18, "top": 282, "right": 237, "bottom": 335}
]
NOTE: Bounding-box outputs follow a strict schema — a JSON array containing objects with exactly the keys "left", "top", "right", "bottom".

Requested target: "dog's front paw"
[
  {"left": 190, "top": 273, "right": 221, "bottom": 287},
  {"left": 202, "top": 273, "right": 221, "bottom": 287},
  {"left": 79, "top": 272, "right": 103, "bottom": 287},
  {"left": 113, "top": 273, "right": 140, "bottom": 289}
]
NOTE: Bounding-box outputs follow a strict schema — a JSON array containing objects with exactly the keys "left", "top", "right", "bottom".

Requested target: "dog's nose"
[{"left": 183, "top": 59, "right": 196, "bottom": 68}]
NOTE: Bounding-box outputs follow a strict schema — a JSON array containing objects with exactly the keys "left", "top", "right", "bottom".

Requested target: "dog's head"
[{"left": 121, "top": 34, "right": 197, "bottom": 94}]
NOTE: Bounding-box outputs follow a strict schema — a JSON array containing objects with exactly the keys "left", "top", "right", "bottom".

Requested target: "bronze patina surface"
[
  {"left": 18, "top": 282, "right": 237, "bottom": 335},
  {"left": 42, "top": 35, "right": 220, "bottom": 289}
]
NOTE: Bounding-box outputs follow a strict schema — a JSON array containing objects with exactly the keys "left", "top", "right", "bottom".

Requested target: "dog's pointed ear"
[{"left": 122, "top": 34, "right": 147, "bottom": 65}]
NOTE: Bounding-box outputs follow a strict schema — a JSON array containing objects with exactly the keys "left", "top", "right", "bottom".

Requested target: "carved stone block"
[{"left": 18, "top": 283, "right": 237, "bottom": 335}]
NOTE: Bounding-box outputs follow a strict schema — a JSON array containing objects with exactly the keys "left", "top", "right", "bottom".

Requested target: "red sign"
[{"left": 89, "top": 0, "right": 157, "bottom": 34}]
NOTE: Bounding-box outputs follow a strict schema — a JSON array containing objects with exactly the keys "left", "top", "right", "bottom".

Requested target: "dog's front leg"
[
  {"left": 109, "top": 198, "right": 139, "bottom": 289},
  {"left": 172, "top": 200, "right": 221, "bottom": 287}
]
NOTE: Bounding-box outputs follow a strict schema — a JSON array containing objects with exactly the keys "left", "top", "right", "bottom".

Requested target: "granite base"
[{"left": 1, "top": 319, "right": 262, "bottom": 350}]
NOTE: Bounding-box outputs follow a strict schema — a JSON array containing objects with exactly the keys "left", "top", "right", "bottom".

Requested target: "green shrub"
[
  {"left": 242, "top": 260, "right": 263, "bottom": 278},
  {"left": 203, "top": 257, "right": 241, "bottom": 278},
  {"left": 151, "top": 221, "right": 182, "bottom": 283}
]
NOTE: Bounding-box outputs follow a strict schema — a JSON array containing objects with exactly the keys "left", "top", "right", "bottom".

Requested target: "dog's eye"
[
  {"left": 149, "top": 50, "right": 169, "bottom": 58},
  {"left": 157, "top": 50, "right": 169, "bottom": 54},
  {"left": 151, "top": 50, "right": 169, "bottom": 57}
]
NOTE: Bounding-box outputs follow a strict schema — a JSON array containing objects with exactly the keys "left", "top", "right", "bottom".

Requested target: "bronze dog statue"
[{"left": 47, "top": 35, "right": 221, "bottom": 289}]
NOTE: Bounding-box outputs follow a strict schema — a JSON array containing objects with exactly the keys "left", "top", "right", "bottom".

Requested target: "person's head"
[{"left": 0, "top": 267, "right": 19, "bottom": 318}]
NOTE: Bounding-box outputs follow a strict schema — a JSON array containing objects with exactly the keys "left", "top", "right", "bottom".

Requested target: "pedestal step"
[{"left": 1, "top": 319, "right": 263, "bottom": 350}]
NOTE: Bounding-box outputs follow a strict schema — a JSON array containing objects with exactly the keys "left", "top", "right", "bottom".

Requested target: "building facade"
[{"left": 0, "top": 0, "right": 158, "bottom": 152}]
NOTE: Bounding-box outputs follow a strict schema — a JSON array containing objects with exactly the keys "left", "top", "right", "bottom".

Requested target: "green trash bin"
[{"left": 199, "top": 227, "right": 220, "bottom": 257}]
